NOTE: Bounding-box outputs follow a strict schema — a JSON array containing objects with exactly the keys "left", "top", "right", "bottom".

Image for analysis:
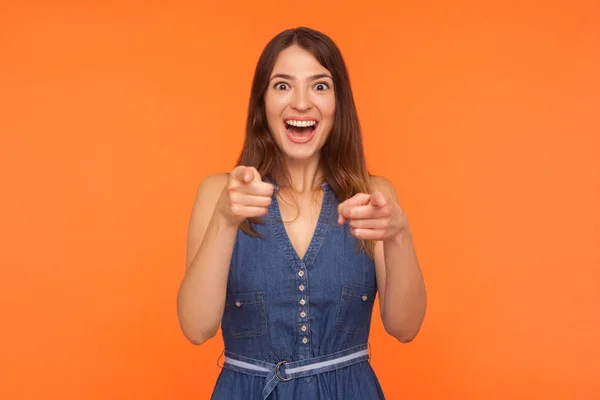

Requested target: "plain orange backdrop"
[{"left": 1, "top": 0, "right": 599, "bottom": 399}]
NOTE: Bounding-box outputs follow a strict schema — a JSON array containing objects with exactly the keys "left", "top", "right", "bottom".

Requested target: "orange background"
[{"left": 1, "top": 0, "right": 599, "bottom": 399}]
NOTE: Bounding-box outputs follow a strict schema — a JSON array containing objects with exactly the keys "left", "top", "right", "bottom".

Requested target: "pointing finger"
[
  {"left": 370, "top": 192, "right": 388, "bottom": 208},
  {"left": 338, "top": 193, "right": 371, "bottom": 224},
  {"left": 231, "top": 166, "right": 251, "bottom": 183}
]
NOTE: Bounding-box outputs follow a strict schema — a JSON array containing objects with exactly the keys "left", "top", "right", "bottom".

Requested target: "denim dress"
[{"left": 210, "top": 179, "right": 386, "bottom": 399}]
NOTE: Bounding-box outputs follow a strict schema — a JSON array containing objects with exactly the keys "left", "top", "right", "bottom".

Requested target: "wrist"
[
  {"left": 384, "top": 227, "right": 413, "bottom": 247},
  {"left": 210, "top": 211, "right": 240, "bottom": 234}
]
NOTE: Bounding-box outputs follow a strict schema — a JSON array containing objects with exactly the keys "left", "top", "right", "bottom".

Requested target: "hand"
[
  {"left": 337, "top": 192, "right": 409, "bottom": 241},
  {"left": 214, "top": 166, "right": 274, "bottom": 227}
]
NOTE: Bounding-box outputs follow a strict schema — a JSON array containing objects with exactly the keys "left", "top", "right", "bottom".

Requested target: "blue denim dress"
[{"left": 210, "top": 179, "right": 386, "bottom": 399}]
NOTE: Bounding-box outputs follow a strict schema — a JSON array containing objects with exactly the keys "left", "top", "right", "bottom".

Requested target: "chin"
[
  {"left": 278, "top": 138, "right": 324, "bottom": 160},
  {"left": 281, "top": 147, "right": 320, "bottom": 162}
]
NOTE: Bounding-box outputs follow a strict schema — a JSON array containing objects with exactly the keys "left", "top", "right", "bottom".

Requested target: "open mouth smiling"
[{"left": 284, "top": 118, "right": 319, "bottom": 137}]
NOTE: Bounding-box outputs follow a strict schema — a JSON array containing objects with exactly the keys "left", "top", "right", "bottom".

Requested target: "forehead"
[{"left": 271, "top": 45, "right": 330, "bottom": 77}]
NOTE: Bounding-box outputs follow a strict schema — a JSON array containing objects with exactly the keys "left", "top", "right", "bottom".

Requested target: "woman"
[{"left": 177, "top": 27, "right": 427, "bottom": 399}]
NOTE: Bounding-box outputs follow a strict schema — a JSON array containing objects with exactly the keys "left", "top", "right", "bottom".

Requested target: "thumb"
[
  {"left": 338, "top": 193, "right": 371, "bottom": 224},
  {"left": 339, "top": 193, "right": 372, "bottom": 211}
]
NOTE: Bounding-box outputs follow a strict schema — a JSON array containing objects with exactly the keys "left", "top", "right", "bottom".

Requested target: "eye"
[
  {"left": 313, "top": 82, "right": 330, "bottom": 91},
  {"left": 273, "top": 82, "right": 290, "bottom": 90}
]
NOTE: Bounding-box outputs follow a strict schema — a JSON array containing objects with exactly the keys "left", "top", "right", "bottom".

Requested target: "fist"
[{"left": 215, "top": 166, "right": 274, "bottom": 227}]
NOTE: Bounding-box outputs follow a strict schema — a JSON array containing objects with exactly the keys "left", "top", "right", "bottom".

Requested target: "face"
[{"left": 264, "top": 45, "right": 336, "bottom": 162}]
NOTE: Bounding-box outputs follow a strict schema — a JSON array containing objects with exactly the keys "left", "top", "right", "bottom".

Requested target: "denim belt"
[{"left": 222, "top": 343, "right": 370, "bottom": 399}]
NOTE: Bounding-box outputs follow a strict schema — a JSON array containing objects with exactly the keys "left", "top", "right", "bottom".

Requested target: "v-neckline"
[{"left": 270, "top": 183, "right": 332, "bottom": 269}]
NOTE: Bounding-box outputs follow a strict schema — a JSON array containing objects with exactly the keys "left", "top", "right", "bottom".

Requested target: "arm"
[
  {"left": 177, "top": 167, "right": 274, "bottom": 345},
  {"left": 337, "top": 176, "right": 427, "bottom": 343},
  {"left": 373, "top": 178, "right": 427, "bottom": 343},
  {"left": 176, "top": 174, "right": 236, "bottom": 345}
]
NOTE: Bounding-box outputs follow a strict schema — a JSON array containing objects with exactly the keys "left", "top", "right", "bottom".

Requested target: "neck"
[{"left": 279, "top": 156, "right": 324, "bottom": 195}]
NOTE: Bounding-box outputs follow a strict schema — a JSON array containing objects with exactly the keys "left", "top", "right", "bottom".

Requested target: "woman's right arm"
[{"left": 176, "top": 167, "right": 273, "bottom": 345}]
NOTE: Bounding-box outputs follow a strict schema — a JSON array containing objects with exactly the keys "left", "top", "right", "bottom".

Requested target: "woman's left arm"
[{"left": 338, "top": 177, "right": 427, "bottom": 343}]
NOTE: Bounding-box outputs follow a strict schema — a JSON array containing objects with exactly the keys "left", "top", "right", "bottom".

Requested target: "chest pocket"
[
  {"left": 225, "top": 291, "right": 267, "bottom": 338},
  {"left": 335, "top": 283, "right": 377, "bottom": 335}
]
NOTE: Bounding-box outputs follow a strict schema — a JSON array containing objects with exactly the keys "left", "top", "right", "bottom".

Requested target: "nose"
[{"left": 291, "top": 87, "right": 312, "bottom": 111}]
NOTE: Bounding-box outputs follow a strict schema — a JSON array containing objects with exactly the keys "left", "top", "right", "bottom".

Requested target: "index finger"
[{"left": 231, "top": 166, "right": 255, "bottom": 184}]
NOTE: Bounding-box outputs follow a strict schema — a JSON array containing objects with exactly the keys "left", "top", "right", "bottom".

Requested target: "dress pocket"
[
  {"left": 225, "top": 291, "right": 267, "bottom": 338},
  {"left": 335, "top": 283, "right": 377, "bottom": 335}
]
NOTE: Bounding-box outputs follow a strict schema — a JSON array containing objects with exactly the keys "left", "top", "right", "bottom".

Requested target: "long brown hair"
[{"left": 235, "top": 27, "right": 375, "bottom": 258}]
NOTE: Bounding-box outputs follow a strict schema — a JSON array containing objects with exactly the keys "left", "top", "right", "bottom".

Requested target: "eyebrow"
[{"left": 269, "top": 73, "right": 333, "bottom": 82}]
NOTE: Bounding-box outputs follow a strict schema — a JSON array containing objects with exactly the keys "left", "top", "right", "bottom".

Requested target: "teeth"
[{"left": 286, "top": 120, "right": 317, "bottom": 127}]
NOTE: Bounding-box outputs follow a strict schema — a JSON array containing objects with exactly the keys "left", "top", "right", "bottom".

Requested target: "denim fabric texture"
[{"left": 210, "top": 178, "right": 386, "bottom": 399}]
